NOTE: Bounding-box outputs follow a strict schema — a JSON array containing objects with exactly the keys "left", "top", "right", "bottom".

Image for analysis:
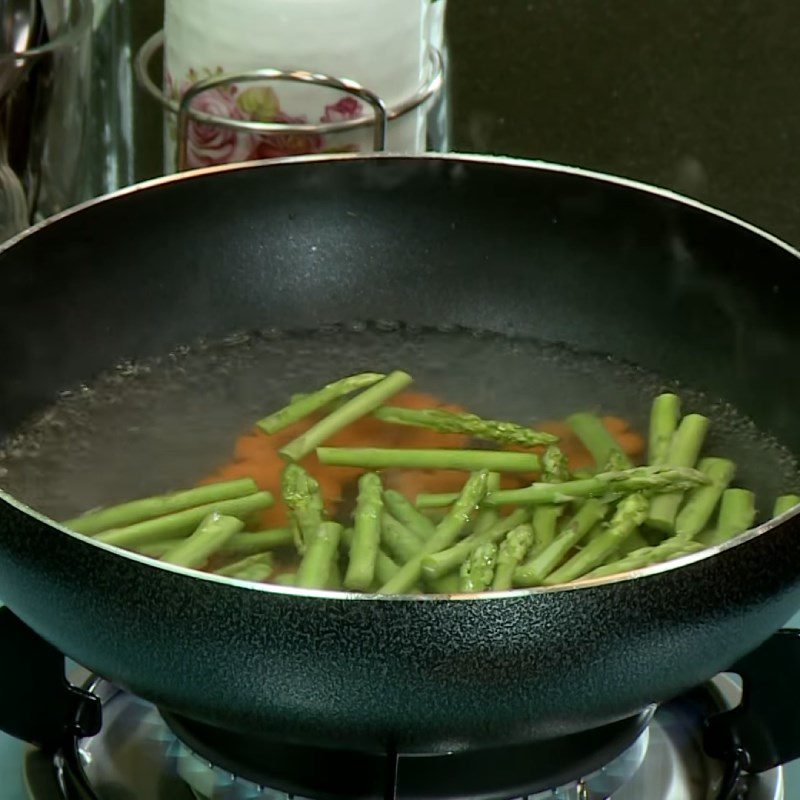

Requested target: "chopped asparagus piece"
[
  {"left": 257, "top": 373, "right": 385, "bottom": 434},
  {"left": 344, "top": 473, "right": 383, "bottom": 591},
  {"left": 373, "top": 406, "right": 558, "bottom": 446},
  {"left": 280, "top": 371, "right": 412, "bottom": 462},
  {"left": 381, "top": 512, "right": 424, "bottom": 565},
  {"left": 281, "top": 464, "right": 324, "bottom": 553},
  {"left": 674, "top": 457, "right": 735, "bottom": 540},
  {"left": 584, "top": 538, "right": 705, "bottom": 580},
  {"left": 220, "top": 528, "right": 293, "bottom": 557},
  {"left": 473, "top": 473, "right": 502, "bottom": 535},
  {"left": 697, "top": 489, "right": 757, "bottom": 546},
  {"left": 492, "top": 524, "right": 535, "bottom": 590},
  {"left": 215, "top": 552, "right": 274, "bottom": 581},
  {"left": 459, "top": 542, "right": 498, "bottom": 592},
  {"left": 161, "top": 513, "right": 243, "bottom": 569},
  {"left": 64, "top": 478, "right": 259, "bottom": 536},
  {"left": 648, "top": 394, "right": 681, "bottom": 465},
  {"left": 319, "top": 447, "right": 541, "bottom": 473},
  {"left": 483, "top": 466, "right": 708, "bottom": 507},
  {"left": 383, "top": 490, "right": 436, "bottom": 540},
  {"left": 646, "top": 414, "right": 709, "bottom": 533},
  {"left": 544, "top": 494, "right": 649, "bottom": 585},
  {"left": 424, "top": 572, "right": 461, "bottom": 594},
  {"left": 378, "top": 471, "right": 490, "bottom": 594},
  {"left": 774, "top": 494, "right": 800, "bottom": 517},
  {"left": 514, "top": 500, "right": 609, "bottom": 587},
  {"left": 295, "top": 522, "right": 342, "bottom": 589},
  {"left": 422, "top": 508, "right": 530, "bottom": 580},
  {"left": 567, "top": 412, "right": 632, "bottom": 469},
  {"left": 96, "top": 492, "right": 273, "bottom": 549},
  {"left": 532, "top": 447, "right": 569, "bottom": 549}
]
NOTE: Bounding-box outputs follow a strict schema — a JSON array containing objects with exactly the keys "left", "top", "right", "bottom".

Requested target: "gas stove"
[
  {"left": 15, "top": 672, "right": 784, "bottom": 800},
  {"left": 2, "top": 610, "right": 800, "bottom": 800}
]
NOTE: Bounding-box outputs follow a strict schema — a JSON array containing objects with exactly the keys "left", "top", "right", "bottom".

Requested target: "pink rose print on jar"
[
  {"left": 321, "top": 96, "right": 364, "bottom": 123},
  {"left": 185, "top": 87, "right": 256, "bottom": 169},
  {"left": 252, "top": 112, "right": 324, "bottom": 160}
]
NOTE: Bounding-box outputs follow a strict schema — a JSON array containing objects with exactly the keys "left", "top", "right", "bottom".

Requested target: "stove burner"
[
  {"left": 21, "top": 673, "right": 784, "bottom": 800},
  {"left": 162, "top": 708, "right": 654, "bottom": 800}
]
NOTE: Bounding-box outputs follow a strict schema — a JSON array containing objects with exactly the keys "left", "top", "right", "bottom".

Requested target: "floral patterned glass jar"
[{"left": 163, "top": 0, "right": 445, "bottom": 171}]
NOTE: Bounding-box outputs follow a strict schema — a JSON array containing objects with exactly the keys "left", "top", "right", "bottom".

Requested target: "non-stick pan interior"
[{"left": 1, "top": 155, "right": 798, "bottom": 499}]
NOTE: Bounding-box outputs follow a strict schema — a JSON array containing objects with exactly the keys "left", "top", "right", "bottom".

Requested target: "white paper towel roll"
[{"left": 163, "top": 0, "right": 443, "bottom": 171}]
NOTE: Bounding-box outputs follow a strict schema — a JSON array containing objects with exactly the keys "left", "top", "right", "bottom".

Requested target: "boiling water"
[{"left": 0, "top": 323, "right": 797, "bottom": 522}]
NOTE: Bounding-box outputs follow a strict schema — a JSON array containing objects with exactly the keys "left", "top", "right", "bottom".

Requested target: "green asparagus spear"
[
  {"left": 63, "top": 478, "right": 260, "bottom": 536},
  {"left": 459, "top": 542, "right": 498, "bottom": 592},
  {"left": 542, "top": 445, "right": 571, "bottom": 482},
  {"left": 648, "top": 393, "right": 681, "bottom": 465},
  {"left": 513, "top": 500, "right": 609, "bottom": 586},
  {"left": 415, "top": 492, "right": 464, "bottom": 509},
  {"left": 280, "top": 371, "right": 412, "bottom": 462},
  {"left": 567, "top": 412, "right": 632, "bottom": 469},
  {"left": 646, "top": 414, "right": 709, "bottom": 533},
  {"left": 318, "top": 447, "right": 541, "bottom": 474},
  {"left": 492, "top": 524, "right": 535, "bottom": 590},
  {"left": 256, "top": 373, "right": 385, "bottom": 434},
  {"left": 604, "top": 450, "right": 632, "bottom": 472},
  {"left": 295, "top": 522, "right": 342, "bottom": 589},
  {"left": 544, "top": 494, "right": 649, "bottom": 585},
  {"left": 341, "top": 527, "right": 398, "bottom": 587},
  {"left": 674, "top": 457, "right": 736, "bottom": 540},
  {"left": 137, "top": 539, "right": 183, "bottom": 558},
  {"left": 381, "top": 512, "right": 424, "bottom": 564},
  {"left": 774, "top": 494, "right": 800, "bottom": 517},
  {"left": 378, "top": 470, "right": 490, "bottom": 594},
  {"left": 96, "top": 491, "right": 273, "bottom": 549},
  {"left": 328, "top": 559, "right": 343, "bottom": 590},
  {"left": 215, "top": 552, "right": 274, "bottom": 581},
  {"left": 382, "top": 489, "right": 436, "bottom": 540},
  {"left": 228, "top": 561, "right": 275, "bottom": 583},
  {"left": 272, "top": 572, "right": 297, "bottom": 586},
  {"left": 422, "top": 508, "right": 530, "bottom": 580},
  {"left": 474, "top": 473, "right": 502, "bottom": 535},
  {"left": 160, "top": 513, "right": 243, "bottom": 569},
  {"left": 696, "top": 489, "right": 756, "bottom": 546},
  {"left": 482, "top": 466, "right": 708, "bottom": 507},
  {"left": 281, "top": 464, "right": 324, "bottom": 553},
  {"left": 344, "top": 473, "right": 384, "bottom": 591},
  {"left": 373, "top": 406, "right": 558, "bottom": 446},
  {"left": 373, "top": 549, "right": 400, "bottom": 586},
  {"left": 619, "top": 528, "right": 651, "bottom": 556},
  {"left": 531, "top": 505, "right": 564, "bottom": 549},
  {"left": 532, "top": 447, "right": 570, "bottom": 549},
  {"left": 584, "top": 538, "right": 705, "bottom": 580},
  {"left": 219, "top": 528, "right": 293, "bottom": 557},
  {"left": 424, "top": 572, "right": 461, "bottom": 594}
]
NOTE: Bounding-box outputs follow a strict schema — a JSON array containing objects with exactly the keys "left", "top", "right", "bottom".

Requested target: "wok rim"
[{"left": 1, "top": 151, "right": 798, "bottom": 602}]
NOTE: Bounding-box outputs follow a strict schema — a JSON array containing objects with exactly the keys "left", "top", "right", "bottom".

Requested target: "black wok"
[{"left": 0, "top": 154, "right": 799, "bottom": 755}]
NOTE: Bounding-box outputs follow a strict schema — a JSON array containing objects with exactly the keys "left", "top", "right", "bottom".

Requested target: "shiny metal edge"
[
  {"left": 0, "top": 151, "right": 799, "bottom": 602},
  {"left": 135, "top": 31, "right": 443, "bottom": 137},
  {"left": 0, "top": 0, "right": 93, "bottom": 60}
]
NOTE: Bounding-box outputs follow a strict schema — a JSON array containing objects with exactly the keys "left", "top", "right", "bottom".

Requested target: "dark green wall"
[
  {"left": 127, "top": 1, "right": 800, "bottom": 245},
  {"left": 448, "top": 1, "right": 800, "bottom": 245}
]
